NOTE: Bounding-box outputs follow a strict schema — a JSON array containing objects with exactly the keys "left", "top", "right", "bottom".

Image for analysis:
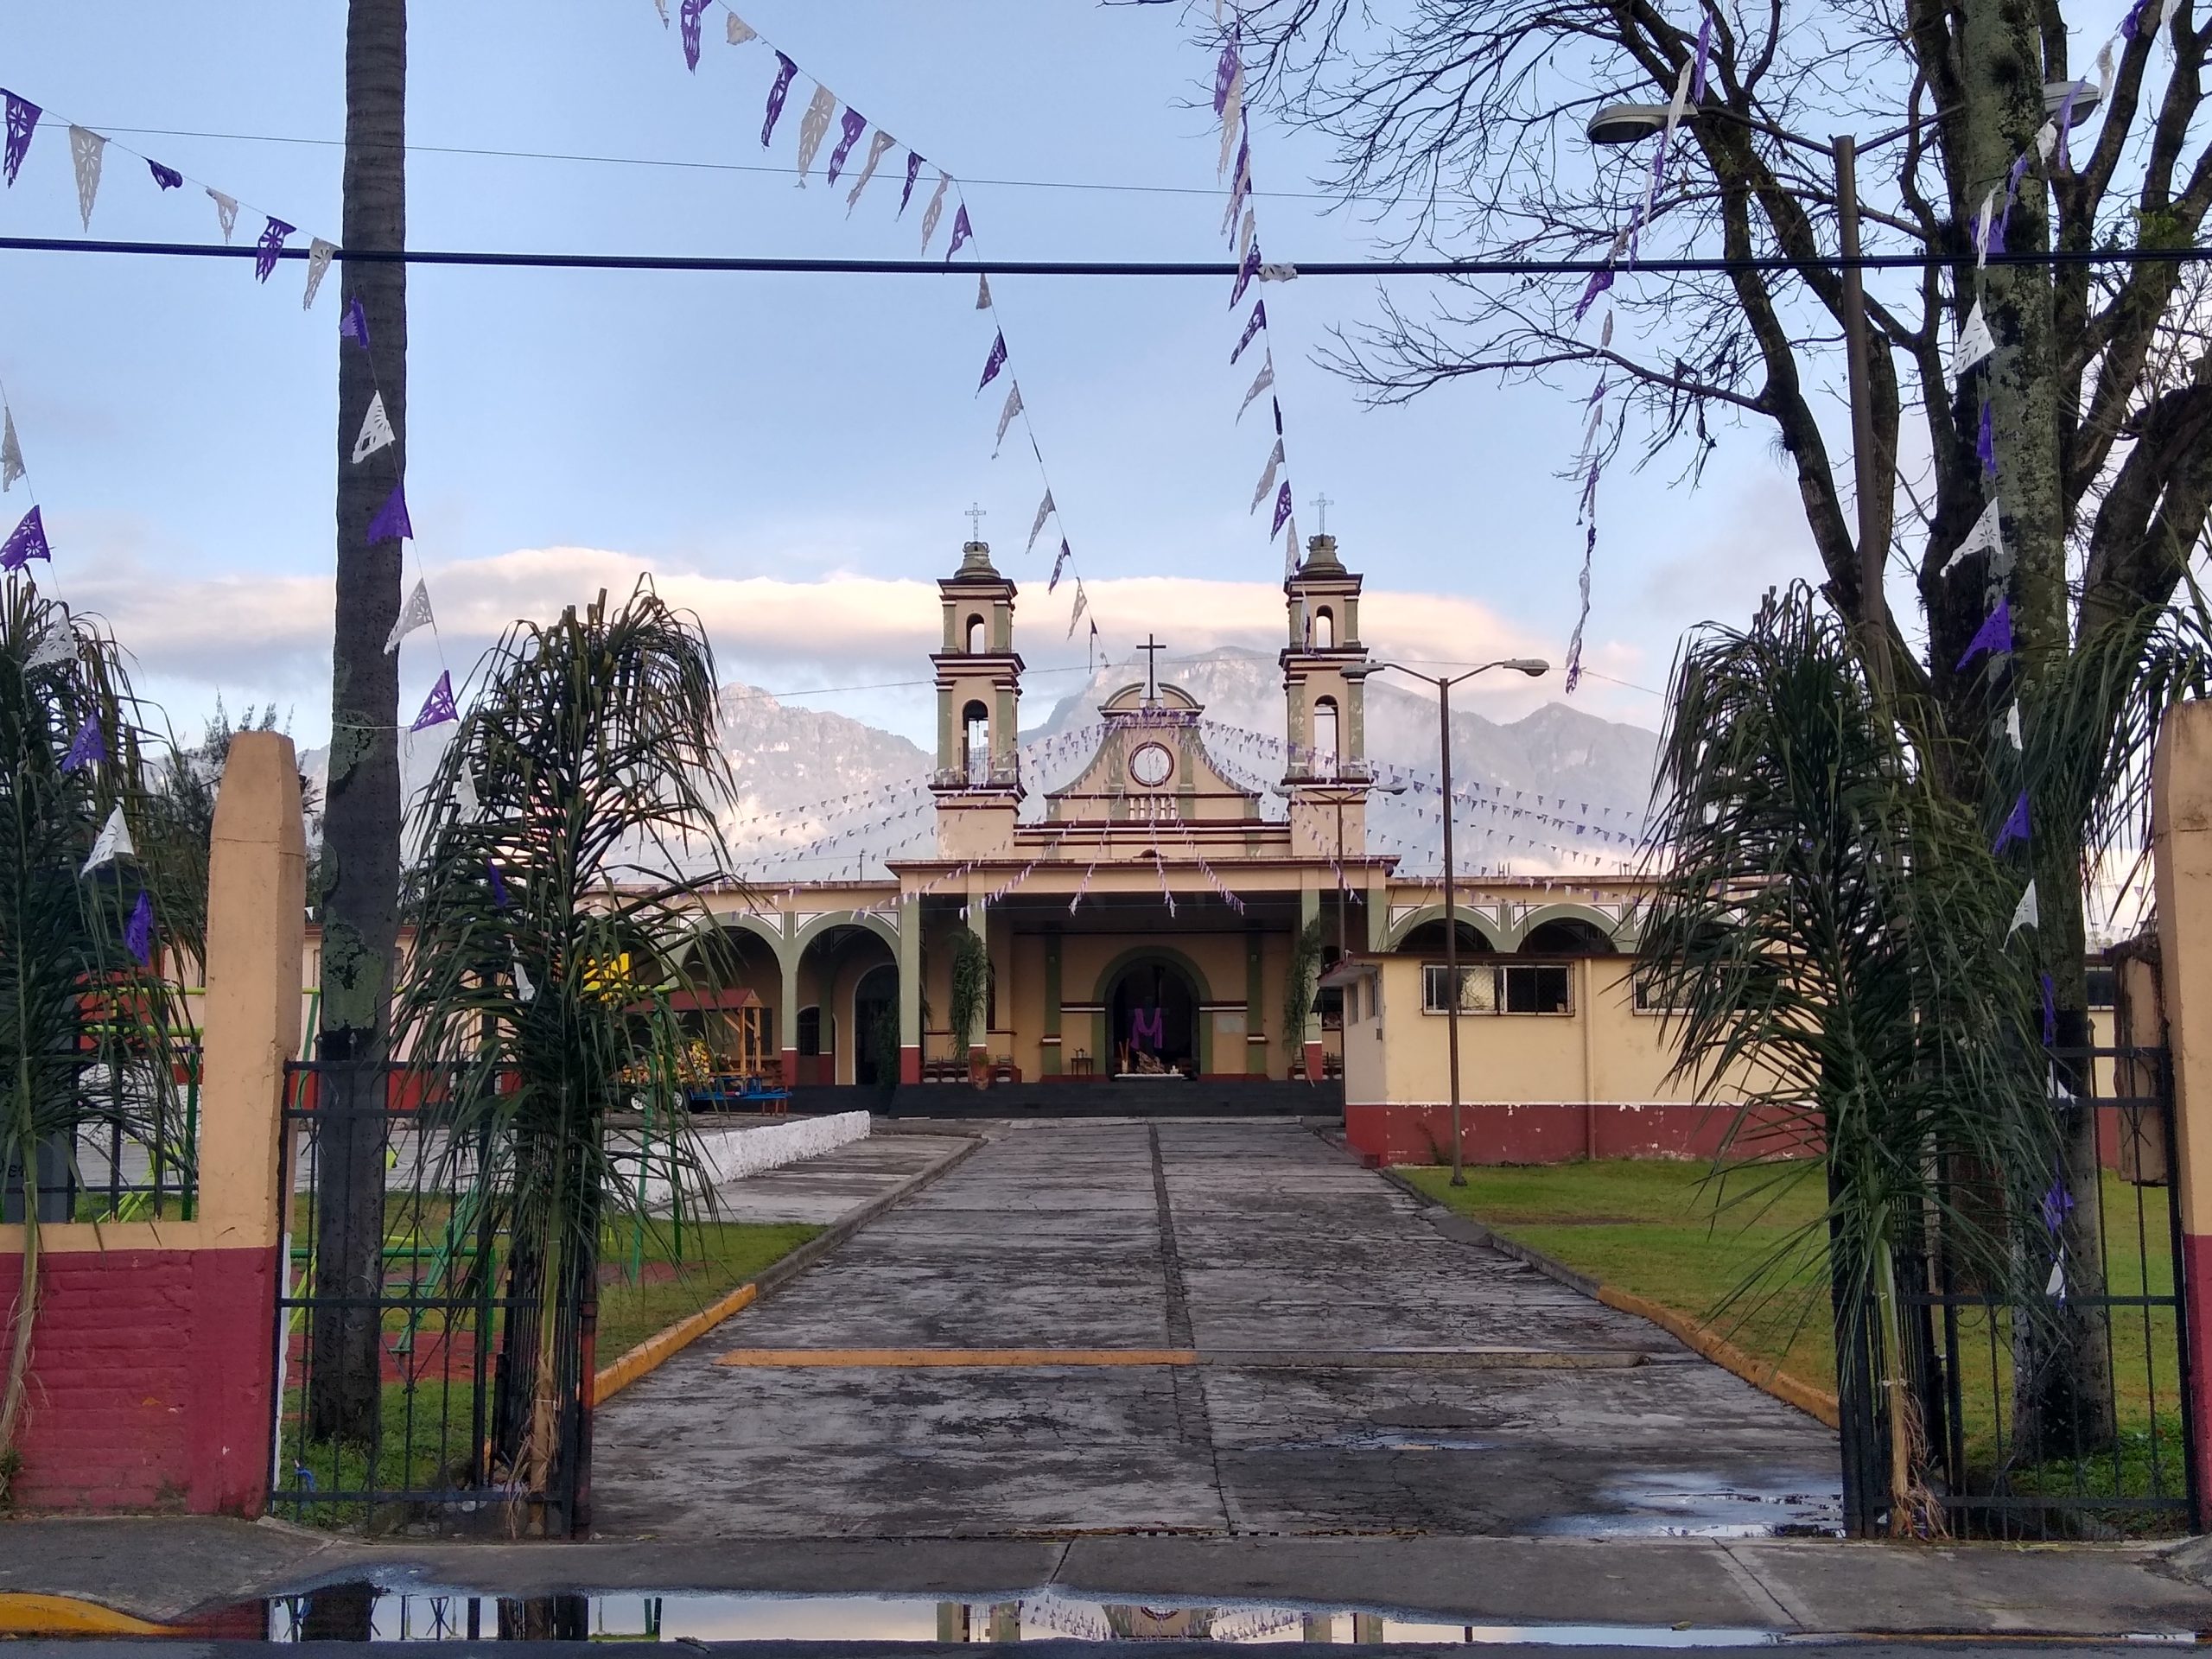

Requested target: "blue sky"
[{"left": 0, "top": 2, "right": 1820, "bottom": 747}]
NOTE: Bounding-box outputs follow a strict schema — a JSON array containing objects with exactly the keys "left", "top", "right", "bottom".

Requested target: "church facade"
[{"left": 690, "top": 531, "right": 1744, "bottom": 1160}]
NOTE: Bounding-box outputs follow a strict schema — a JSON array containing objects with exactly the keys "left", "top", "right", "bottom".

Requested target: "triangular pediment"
[{"left": 1044, "top": 682, "right": 1261, "bottom": 825}]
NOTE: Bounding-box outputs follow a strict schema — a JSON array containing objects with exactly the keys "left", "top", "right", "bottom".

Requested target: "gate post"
[{"left": 2150, "top": 702, "right": 2212, "bottom": 1522}]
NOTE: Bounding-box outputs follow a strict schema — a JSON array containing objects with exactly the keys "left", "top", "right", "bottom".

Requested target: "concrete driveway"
[{"left": 591, "top": 1120, "right": 1840, "bottom": 1537}]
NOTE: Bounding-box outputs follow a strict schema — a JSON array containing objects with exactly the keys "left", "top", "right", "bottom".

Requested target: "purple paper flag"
[
  {"left": 1214, "top": 34, "right": 1241, "bottom": 113},
  {"left": 1986, "top": 202, "right": 2008, "bottom": 257},
  {"left": 2039, "top": 1178, "right": 2075, "bottom": 1234},
  {"left": 2042, "top": 970, "right": 2058, "bottom": 1046},
  {"left": 1230, "top": 239, "right": 1262, "bottom": 308},
  {"left": 0, "top": 504, "right": 49, "bottom": 569},
  {"left": 3, "top": 92, "right": 40, "bottom": 187},
  {"left": 826, "top": 109, "right": 868, "bottom": 185},
  {"left": 1994, "top": 790, "right": 2031, "bottom": 855},
  {"left": 679, "top": 0, "right": 711, "bottom": 69},
  {"left": 1957, "top": 596, "right": 2013, "bottom": 668},
  {"left": 253, "top": 217, "right": 295, "bottom": 283},
  {"left": 899, "top": 150, "right": 925, "bottom": 214},
  {"left": 1272, "top": 397, "right": 1283, "bottom": 436},
  {"left": 947, "top": 203, "right": 973, "bottom": 261},
  {"left": 60, "top": 714, "right": 100, "bottom": 772},
  {"left": 1231, "top": 301, "right": 1268, "bottom": 365},
  {"left": 411, "top": 670, "right": 457, "bottom": 733},
  {"left": 762, "top": 53, "right": 799, "bottom": 146},
  {"left": 1271, "top": 481, "right": 1294, "bottom": 537},
  {"left": 1977, "top": 402, "right": 1996, "bottom": 478},
  {"left": 340, "top": 294, "right": 370, "bottom": 349},
  {"left": 1574, "top": 265, "right": 1615, "bottom": 322},
  {"left": 1691, "top": 17, "right": 1712, "bottom": 103},
  {"left": 1050, "top": 540, "right": 1070, "bottom": 592},
  {"left": 487, "top": 858, "right": 510, "bottom": 907},
  {"left": 977, "top": 332, "right": 1007, "bottom": 392},
  {"left": 2054, "top": 84, "right": 2085, "bottom": 171},
  {"left": 125, "top": 889, "right": 154, "bottom": 968},
  {"left": 2007, "top": 151, "right": 2033, "bottom": 200},
  {"left": 2124, "top": 0, "right": 2154, "bottom": 33},
  {"left": 147, "top": 158, "right": 181, "bottom": 191},
  {"left": 365, "top": 482, "right": 413, "bottom": 544}
]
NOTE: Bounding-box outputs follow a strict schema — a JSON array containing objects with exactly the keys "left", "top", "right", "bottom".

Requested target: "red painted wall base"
[
  {"left": 1344, "top": 1101, "right": 1817, "bottom": 1166},
  {"left": 2183, "top": 1231, "right": 2212, "bottom": 1520},
  {"left": 0, "top": 1244, "right": 277, "bottom": 1516},
  {"left": 899, "top": 1045, "right": 922, "bottom": 1084}
]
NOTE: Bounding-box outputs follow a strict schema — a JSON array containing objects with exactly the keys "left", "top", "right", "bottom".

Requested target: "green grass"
[
  {"left": 594, "top": 1217, "right": 820, "bottom": 1358},
  {"left": 1405, "top": 1159, "right": 2193, "bottom": 1534}
]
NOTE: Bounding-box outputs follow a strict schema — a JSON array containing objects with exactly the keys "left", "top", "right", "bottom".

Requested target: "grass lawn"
[{"left": 1403, "top": 1159, "right": 2192, "bottom": 1529}]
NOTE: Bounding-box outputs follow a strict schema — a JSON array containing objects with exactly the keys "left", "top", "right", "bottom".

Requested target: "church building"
[{"left": 693, "top": 531, "right": 1731, "bottom": 1164}]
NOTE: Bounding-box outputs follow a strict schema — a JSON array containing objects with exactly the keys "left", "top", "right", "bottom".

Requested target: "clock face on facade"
[{"left": 1128, "top": 741, "right": 1175, "bottom": 788}]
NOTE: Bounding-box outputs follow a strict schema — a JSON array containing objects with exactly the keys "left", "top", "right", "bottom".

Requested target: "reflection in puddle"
[
  {"left": 1537, "top": 1471, "right": 1844, "bottom": 1539},
  {"left": 259, "top": 1587, "right": 1788, "bottom": 1645}
]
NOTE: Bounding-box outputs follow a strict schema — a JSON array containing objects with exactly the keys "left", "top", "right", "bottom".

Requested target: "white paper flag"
[
  {"left": 454, "top": 757, "right": 480, "bottom": 819},
  {"left": 1219, "top": 67, "right": 1243, "bottom": 178},
  {"left": 1259, "top": 262, "right": 1299, "bottom": 283},
  {"left": 1283, "top": 516, "right": 1300, "bottom": 576},
  {"left": 844, "top": 130, "right": 897, "bottom": 215},
  {"left": 2046, "top": 1259, "right": 2065, "bottom": 1298},
  {"left": 1237, "top": 206, "right": 1255, "bottom": 263},
  {"left": 384, "top": 577, "right": 434, "bottom": 653},
  {"left": 26, "top": 622, "right": 74, "bottom": 671},
  {"left": 1950, "top": 302, "right": 1993, "bottom": 383},
  {"left": 976, "top": 272, "right": 993, "bottom": 310},
  {"left": 1664, "top": 61, "right": 1693, "bottom": 135},
  {"left": 353, "top": 391, "right": 397, "bottom": 464},
  {"left": 514, "top": 953, "right": 537, "bottom": 1002},
  {"left": 795, "top": 86, "right": 837, "bottom": 184},
  {"left": 2035, "top": 120, "right": 2059, "bottom": 164},
  {"left": 2009, "top": 879, "right": 2039, "bottom": 935},
  {"left": 2097, "top": 41, "right": 2116, "bottom": 104},
  {"left": 1222, "top": 149, "right": 1251, "bottom": 237},
  {"left": 302, "top": 238, "right": 336, "bottom": 308},
  {"left": 1, "top": 408, "right": 22, "bottom": 492},
  {"left": 1940, "top": 497, "right": 2004, "bottom": 575},
  {"left": 1974, "top": 190, "right": 1997, "bottom": 266},
  {"left": 726, "top": 11, "right": 758, "bottom": 43},
  {"left": 992, "top": 383, "right": 1024, "bottom": 458},
  {"left": 1250, "top": 438, "right": 1286, "bottom": 512},
  {"left": 652, "top": 0, "right": 668, "bottom": 22},
  {"left": 208, "top": 188, "right": 238, "bottom": 242},
  {"left": 68, "top": 126, "right": 105, "bottom": 231},
  {"left": 2006, "top": 703, "right": 2023, "bottom": 749},
  {"left": 919, "top": 173, "right": 950, "bottom": 252},
  {"left": 1237, "top": 356, "right": 1275, "bottom": 423},
  {"left": 1067, "top": 583, "right": 1088, "bottom": 639},
  {"left": 1025, "top": 490, "right": 1056, "bottom": 556},
  {"left": 82, "top": 804, "right": 133, "bottom": 874}
]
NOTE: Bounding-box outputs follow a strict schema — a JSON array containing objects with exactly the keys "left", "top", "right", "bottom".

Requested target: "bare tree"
[{"left": 1226, "top": 0, "right": 2212, "bottom": 1455}]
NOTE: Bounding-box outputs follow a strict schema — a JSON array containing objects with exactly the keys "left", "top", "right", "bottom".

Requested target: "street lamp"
[
  {"left": 1370, "top": 658, "right": 1549, "bottom": 1185},
  {"left": 1273, "top": 778, "right": 1409, "bottom": 957},
  {"left": 1583, "top": 80, "right": 2098, "bottom": 696}
]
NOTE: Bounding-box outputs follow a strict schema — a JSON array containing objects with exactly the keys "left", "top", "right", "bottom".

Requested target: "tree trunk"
[{"left": 309, "top": 0, "right": 407, "bottom": 1444}]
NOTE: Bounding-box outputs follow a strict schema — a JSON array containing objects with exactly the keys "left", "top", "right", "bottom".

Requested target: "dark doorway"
[
  {"left": 1108, "top": 959, "right": 1198, "bottom": 1075},
  {"left": 854, "top": 963, "right": 898, "bottom": 1087}
]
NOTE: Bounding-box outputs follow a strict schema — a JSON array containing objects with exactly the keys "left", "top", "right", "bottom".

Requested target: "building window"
[
  {"left": 962, "top": 700, "right": 990, "bottom": 784},
  {"left": 1632, "top": 971, "right": 1690, "bottom": 1014},
  {"left": 1422, "top": 963, "right": 1572, "bottom": 1015},
  {"left": 797, "top": 1006, "right": 821, "bottom": 1057},
  {"left": 1128, "top": 793, "right": 1179, "bottom": 822},
  {"left": 1312, "top": 696, "right": 1339, "bottom": 778},
  {"left": 1313, "top": 607, "right": 1335, "bottom": 649},
  {"left": 965, "top": 613, "right": 987, "bottom": 653}
]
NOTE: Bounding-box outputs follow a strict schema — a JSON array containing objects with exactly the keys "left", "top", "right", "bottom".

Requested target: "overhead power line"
[{"left": 0, "top": 233, "right": 2202, "bottom": 276}]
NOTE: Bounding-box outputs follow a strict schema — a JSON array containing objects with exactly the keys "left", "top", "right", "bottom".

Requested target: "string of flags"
[{"left": 648, "top": 4, "right": 1100, "bottom": 652}]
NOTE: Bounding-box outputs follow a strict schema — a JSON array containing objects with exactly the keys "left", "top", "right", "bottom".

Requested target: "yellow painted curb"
[
  {"left": 715, "top": 1346, "right": 1202, "bottom": 1369},
  {"left": 1597, "top": 1284, "right": 1841, "bottom": 1427},
  {"left": 0, "top": 1593, "right": 175, "bottom": 1637},
  {"left": 591, "top": 1281, "right": 759, "bottom": 1405}
]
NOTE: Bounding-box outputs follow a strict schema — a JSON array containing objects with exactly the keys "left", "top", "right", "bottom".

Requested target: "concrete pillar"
[
  {"left": 1042, "top": 931, "right": 1063, "bottom": 1076},
  {"left": 778, "top": 947, "right": 801, "bottom": 1089},
  {"left": 1300, "top": 1614, "right": 1337, "bottom": 1642},
  {"left": 935, "top": 1604, "right": 969, "bottom": 1643},
  {"left": 1352, "top": 1614, "right": 1385, "bottom": 1643},
  {"left": 967, "top": 894, "right": 991, "bottom": 1070},
  {"left": 1299, "top": 887, "right": 1325, "bottom": 1082},
  {"left": 987, "top": 1603, "right": 1020, "bottom": 1643},
  {"left": 898, "top": 896, "right": 923, "bottom": 1084},
  {"left": 1245, "top": 930, "right": 1267, "bottom": 1077},
  {"left": 2151, "top": 699, "right": 2212, "bottom": 1523}
]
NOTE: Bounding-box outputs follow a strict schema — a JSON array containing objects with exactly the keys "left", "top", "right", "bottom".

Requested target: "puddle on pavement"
[
  {"left": 246, "top": 1587, "right": 1789, "bottom": 1645},
  {"left": 1535, "top": 1471, "right": 1845, "bottom": 1540}
]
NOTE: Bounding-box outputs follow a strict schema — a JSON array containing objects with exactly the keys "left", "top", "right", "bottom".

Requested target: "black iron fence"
[
  {"left": 1846, "top": 1042, "right": 2198, "bottom": 1538},
  {"left": 0, "top": 1046, "right": 200, "bottom": 1224},
  {"left": 269, "top": 1060, "right": 593, "bottom": 1536}
]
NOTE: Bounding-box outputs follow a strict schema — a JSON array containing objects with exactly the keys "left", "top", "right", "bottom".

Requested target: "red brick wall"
[
  {"left": 1344, "top": 1100, "right": 1817, "bottom": 1166},
  {"left": 0, "top": 1245, "right": 276, "bottom": 1515}
]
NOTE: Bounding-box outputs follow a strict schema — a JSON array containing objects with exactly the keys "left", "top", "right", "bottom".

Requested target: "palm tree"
[
  {"left": 393, "top": 582, "right": 736, "bottom": 1535},
  {"left": 312, "top": 0, "right": 410, "bottom": 1445},
  {"left": 1, "top": 574, "right": 189, "bottom": 1497},
  {"left": 1637, "top": 583, "right": 2056, "bottom": 1535}
]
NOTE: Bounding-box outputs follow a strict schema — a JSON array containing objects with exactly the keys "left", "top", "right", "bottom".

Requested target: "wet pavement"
[{"left": 591, "top": 1121, "right": 1841, "bottom": 1538}]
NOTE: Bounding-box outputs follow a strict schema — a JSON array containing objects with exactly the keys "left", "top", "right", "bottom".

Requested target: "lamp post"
[
  {"left": 1585, "top": 80, "right": 2098, "bottom": 698},
  {"left": 1370, "top": 658, "right": 1549, "bottom": 1185}
]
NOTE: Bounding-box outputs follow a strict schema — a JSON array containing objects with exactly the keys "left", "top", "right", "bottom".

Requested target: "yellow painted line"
[
  {"left": 0, "top": 1593, "right": 175, "bottom": 1637},
  {"left": 1596, "top": 1285, "right": 1841, "bottom": 1428},
  {"left": 592, "top": 1281, "right": 760, "bottom": 1405},
  {"left": 715, "top": 1346, "right": 1201, "bottom": 1369}
]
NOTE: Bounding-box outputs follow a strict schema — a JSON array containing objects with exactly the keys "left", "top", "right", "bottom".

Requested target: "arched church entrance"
[
  {"left": 853, "top": 963, "right": 899, "bottom": 1088},
  {"left": 1107, "top": 957, "right": 1200, "bottom": 1077}
]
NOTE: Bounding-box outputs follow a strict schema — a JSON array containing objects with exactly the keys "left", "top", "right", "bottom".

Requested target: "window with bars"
[{"left": 1422, "top": 963, "right": 1572, "bottom": 1015}]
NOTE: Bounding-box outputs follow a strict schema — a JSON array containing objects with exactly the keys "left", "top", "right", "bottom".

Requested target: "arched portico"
[
  {"left": 1090, "top": 944, "right": 1215, "bottom": 1076},
  {"left": 1384, "top": 905, "right": 1502, "bottom": 955},
  {"left": 791, "top": 911, "right": 900, "bottom": 1085}
]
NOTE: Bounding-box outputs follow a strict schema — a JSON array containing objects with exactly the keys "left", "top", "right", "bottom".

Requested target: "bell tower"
[
  {"left": 1281, "top": 529, "right": 1371, "bottom": 859},
  {"left": 931, "top": 535, "right": 1024, "bottom": 860}
]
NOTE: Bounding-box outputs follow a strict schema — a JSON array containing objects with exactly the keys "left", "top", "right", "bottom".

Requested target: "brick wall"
[
  {"left": 1344, "top": 1100, "right": 1816, "bottom": 1166},
  {"left": 0, "top": 1245, "right": 276, "bottom": 1514}
]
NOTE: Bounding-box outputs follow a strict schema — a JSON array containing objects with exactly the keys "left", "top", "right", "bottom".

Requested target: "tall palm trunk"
[{"left": 310, "top": 0, "right": 407, "bottom": 1443}]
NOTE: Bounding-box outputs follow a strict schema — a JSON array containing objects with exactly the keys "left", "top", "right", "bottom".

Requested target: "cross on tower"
[
  {"left": 1312, "top": 493, "right": 1333, "bottom": 534},
  {"left": 1137, "top": 633, "right": 1166, "bottom": 704},
  {"left": 965, "top": 502, "right": 988, "bottom": 542}
]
